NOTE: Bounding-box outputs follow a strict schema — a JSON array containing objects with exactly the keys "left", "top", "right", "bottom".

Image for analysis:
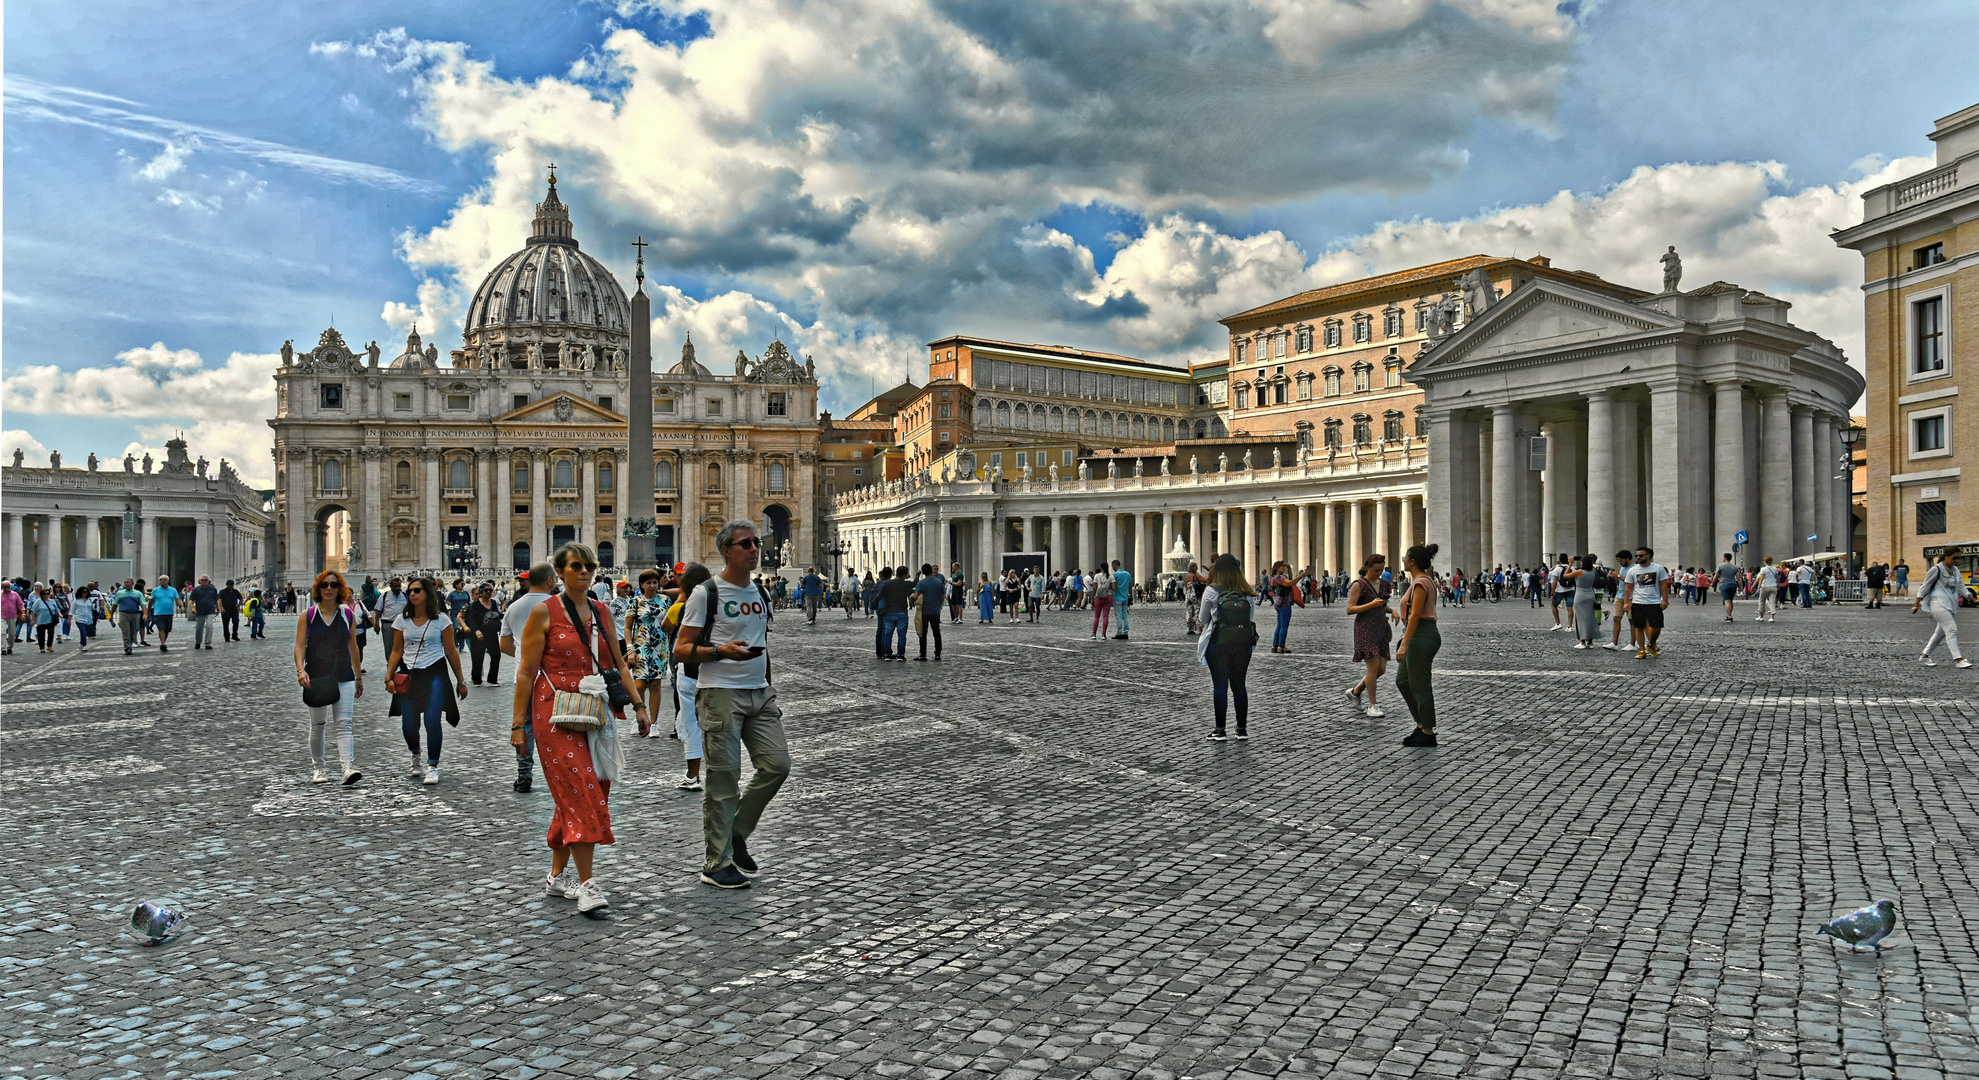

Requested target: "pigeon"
[
  {"left": 127, "top": 900, "right": 189, "bottom": 946},
  {"left": 1815, "top": 899, "right": 1898, "bottom": 953}
]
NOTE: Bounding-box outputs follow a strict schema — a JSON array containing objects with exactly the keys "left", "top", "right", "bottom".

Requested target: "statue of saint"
[
  {"left": 143, "top": 453, "right": 154, "bottom": 474},
  {"left": 1189, "top": 455, "right": 1199, "bottom": 475},
  {"left": 1462, "top": 269, "right": 1496, "bottom": 318},
  {"left": 197, "top": 456, "right": 209, "bottom": 477},
  {"left": 281, "top": 340, "right": 295, "bottom": 365},
  {"left": 48, "top": 450, "right": 61, "bottom": 469},
  {"left": 1661, "top": 246, "right": 1683, "bottom": 292},
  {"left": 12, "top": 448, "right": 24, "bottom": 469},
  {"left": 1217, "top": 451, "right": 1228, "bottom": 473},
  {"left": 1437, "top": 292, "right": 1463, "bottom": 335},
  {"left": 1078, "top": 460, "right": 1090, "bottom": 481},
  {"left": 1159, "top": 457, "right": 1170, "bottom": 476},
  {"left": 424, "top": 343, "right": 439, "bottom": 365},
  {"left": 124, "top": 453, "right": 136, "bottom": 473},
  {"left": 940, "top": 465, "right": 951, "bottom": 484},
  {"left": 1270, "top": 447, "right": 1280, "bottom": 468},
  {"left": 1241, "top": 449, "right": 1253, "bottom": 471},
  {"left": 1132, "top": 457, "right": 1144, "bottom": 478},
  {"left": 366, "top": 341, "right": 381, "bottom": 366},
  {"left": 88, "top": 453, "right": 99, "bottom": 472},
  {"left": 1020, "top": 461, "right": 1032, "bottom": 482},
  {"left": 735, "top": 350, "right": 749, "bottom": 378},
  {"left": 1048, "top": 462, "right": 1059, "bottom": 482}
]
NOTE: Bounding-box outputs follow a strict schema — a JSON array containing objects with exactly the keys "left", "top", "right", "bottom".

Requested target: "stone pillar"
[
  {"left": 1542, "top": 418, "right": 1581, "bottom": 560},
  {"left": 286, "top": 448, "right": 309, "bottom": 584},
  {"left": 529, "top": 450, "right": 549, "bottom": 566},
  {"left": 1649, "top": 381, "right": 1704, "bottom": 566},
  {"left": 1295, "top": 503, "right": 1312, "bottom": 574},
  {"left": 5, "top": 514, "right": 23, "bottom": 578},
  {"left": 1400, "top": 495, "right": 1418, "bottom": 554},
  {"left": 1156, "top": 511, "right": 1172, "bottom": 578},
  {"left": 1074, "top": 514, "right": 1092, "bottom": 575},
  {"left": 1759, "top": 391, "right": 1792, "bottom": 563},
  {"left": 1791, "top": 403, "right": 1815, "bottom": 557},
  {"left": 143, "top": 514, "right": 162, "bottom": 580},
  {"left": 1585, "top": 391, "right": 1615, "bottom": 563},
  {"left": 85, "top": 516, "right": 104, "bottom": 561},
  {"left": 420, "top": 450, "right": 443, "bottom": 568},
  {"left": 1813, "top": 412, "right": 1835, "bottom": 551},
  {"left": 580, "top": 449, "right": 599, "bottom": 551},
  {"left": 677, "top": 453, "right": 698, "bottom": 566},
  {"left": 1189, "top": 510, "right": 1204, "bottom": 570},
  {"left": 1490, "top": 405, "right": 1518, "bottom": 570},
  {"left": 1368, "top": 496, "right": 1387, "bottom": 565},
  {"left": 1266, "top": 505, "right": 1283, "bottom": 568},
  {"left": 359, "top": 449, "right": 382, "bottom": 582},
  {"left": 980, "top": 511, "right": 998, "bottom": 577},
  {"left": 1711, "top": 383, "right": 1746, "bottom": 563},
  {"left": 1216, "top": 508, "right": 1231, "bottom": 564},
  {"left": 1319, "top": 501, "right": 1337, "bottom": 576},
  {"left": 1348, "top": 499, "right": 1365, "bottom": 574},
  {"left": 1448, "top": 412, "right": 1481, "bottom": 576}
]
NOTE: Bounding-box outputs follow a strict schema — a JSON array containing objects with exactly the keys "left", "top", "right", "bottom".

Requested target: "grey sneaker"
[
  {"left": 573, "top": 878, "right": 609, "bottom": 915},
  {"left": 311, "top": 767, "right": 329, "bottom": 784},
  {"left": 545, "top": 869, "right": 579, "bottom": 899}
]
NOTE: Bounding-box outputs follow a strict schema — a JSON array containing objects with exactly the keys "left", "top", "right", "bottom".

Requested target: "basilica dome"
[{"left": 462, "top": 173, "right": 630, "bottom": 355}]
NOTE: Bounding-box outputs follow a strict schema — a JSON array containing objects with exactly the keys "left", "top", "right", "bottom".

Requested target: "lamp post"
[
  {"left": 444, "top": 538, "right": 479, "bottom": 576},
  {"left": 1838, "top": 424, "right": 1864, "bottom": 572}
]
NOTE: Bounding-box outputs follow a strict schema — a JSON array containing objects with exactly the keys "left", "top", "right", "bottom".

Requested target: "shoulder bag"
[
  {"left": 547, "top": 596, "right": 629, "bottom": 730},
  {"left": 388, "top": 617, "right": 433, "bottom": 696}
]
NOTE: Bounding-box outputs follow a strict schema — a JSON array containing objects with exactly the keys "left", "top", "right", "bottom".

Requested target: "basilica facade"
[{"left": 267, "top": 175, "right": 820, "bottom": 585}]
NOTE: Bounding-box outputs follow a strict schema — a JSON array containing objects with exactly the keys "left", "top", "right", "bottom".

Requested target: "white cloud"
[
  {"left": 138, "top": 141, "right": 190, "bottom": 181},
  {"left": 3, "top": 430, "right": 52, "bottom": 468},
  {"left": 1, "top": 343, "right": 279, "bottom": 486}
]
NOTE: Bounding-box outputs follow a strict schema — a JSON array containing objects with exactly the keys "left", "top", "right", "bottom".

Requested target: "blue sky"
[{"left": 6, "top": 0, "right": 1978, "bottom": 485}]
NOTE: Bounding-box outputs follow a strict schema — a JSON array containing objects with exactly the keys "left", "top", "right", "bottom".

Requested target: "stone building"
[
  {"left": 1833, "top": 101, "right": 1979, "bottom": 575},
  {"left": 2, "top": 437, "right": 270, "bottom": 587},
  {"left": 267, "top": 174, "right": 820, "bottom": 585}
]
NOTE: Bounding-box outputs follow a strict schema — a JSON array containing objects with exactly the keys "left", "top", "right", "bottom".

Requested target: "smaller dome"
[
  {"left": 389, "top": 326, "right": 428, "bottom": 368},
  {"left": 667, "top": 334, "right": 711, "bottom": 377}
]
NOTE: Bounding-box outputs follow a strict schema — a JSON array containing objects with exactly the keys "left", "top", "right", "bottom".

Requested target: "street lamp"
[{"left": 444, "top": 538, "right": 479, "bottom": 575}]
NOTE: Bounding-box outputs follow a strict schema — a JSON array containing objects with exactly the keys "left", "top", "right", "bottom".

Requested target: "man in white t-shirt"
[
  {"left": 1548, "top": 557, "right": 1571, "bottom": 631},
  {"left": 499, "top": 562, "right": 557, "bottom": 792},
  {"left": 841, "top": 570, "right": 861, "bottom": 618},
  {"left": 1622, "top": 546, "right": 1671, "bottom": 659},
  {"left": 675, "top": 519, "right": 788, "bottom": 890}
]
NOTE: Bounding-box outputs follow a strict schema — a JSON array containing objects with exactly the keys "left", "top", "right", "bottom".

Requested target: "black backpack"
[{"left": 1212, "top": 590, "right": 1257, "bottom": 646}]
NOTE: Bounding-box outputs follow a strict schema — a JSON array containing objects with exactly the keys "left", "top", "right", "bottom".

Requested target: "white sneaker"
[
  {"left": 311, "top": 767, "right": 329, "bottom": 783},
  {"left": 545, "top": 869, "right": 578, "bottom": 898},
  {"left": 1364, "top": 705, "right": 1386, "bottom": 718},
  {"left": 678, "top": 775, "right": 705, "bottom": 791},
  {"left": 1600, "top": 643, "right": 1619, "bottom": 651},
  {"left": 409, "top": 754, "right": 425, "bottom": 780},
  {"left": 423, "top": 764, "right": 439, "bottom": 785},
  {"left": 1920, "top": 655, "right": 1939, "bottom": 667},
  {"left": 1754, "top": 616, "right": 1765, "bottom": 621},
  {"left": 1572, "top": 642, "right": 1588, "bottom": 650},
  {"left": 573, "top": 878, "right": 609, "bottom": 914},
  {"left": 1955, "top": 658, "right": 1973, "bottom": 669},
  {"left": 1346, "top": 686, "right": 1364, "bottom": 710}
]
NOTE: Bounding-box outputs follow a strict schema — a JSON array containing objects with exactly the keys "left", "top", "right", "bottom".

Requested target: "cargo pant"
[{"left": 697, "top": 685, "right": 790, "bottom": 874}]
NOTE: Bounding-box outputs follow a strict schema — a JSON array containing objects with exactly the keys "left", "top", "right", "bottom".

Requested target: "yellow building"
[{"left": 1834, "top": 102, "right": 1979, "bottom": 574}]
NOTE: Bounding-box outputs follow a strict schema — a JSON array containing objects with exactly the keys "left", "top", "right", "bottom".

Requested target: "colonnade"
[{"left": 3, "top": 510, "right": 263, "bottom": 585}]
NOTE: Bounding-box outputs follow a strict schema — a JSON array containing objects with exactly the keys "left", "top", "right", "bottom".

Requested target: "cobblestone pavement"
[{"left": 4, "top": 595, "right": 1978, "bottom": 1080}]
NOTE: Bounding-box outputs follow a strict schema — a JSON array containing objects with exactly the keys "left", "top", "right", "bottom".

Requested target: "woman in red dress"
[{"left": 511, "top": 542, "right": 650, "bottom": 915}]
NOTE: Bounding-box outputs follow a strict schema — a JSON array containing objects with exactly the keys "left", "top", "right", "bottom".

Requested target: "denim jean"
[
  {"left": 402, "top": 672, "right": 447, "bottom": 763},
  {"left": 1116, "top": 599, "right": 1131, "bottom": 636},
  {"left": 1272, "top": 604, "right": 1292, "bottom": 648},
  {"left": 880, "top": 612, "right": 909, "bottom": 657}
]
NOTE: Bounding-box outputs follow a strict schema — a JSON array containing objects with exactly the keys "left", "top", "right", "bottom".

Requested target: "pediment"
[
  {"left": 495, "top": 393, "right": 624, "bottom": 424},
  {"left": 1414, "top": 280, "right": 1683, "bottom": 374}
]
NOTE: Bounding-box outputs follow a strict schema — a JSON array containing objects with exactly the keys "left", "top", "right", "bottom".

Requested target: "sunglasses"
[
  {"left": 564, "top": 562, "right": 597, "bottom": 572},
  {"left": 406, "top": 587, "right": 427, "bottom": 595},
  {"left": 726, "top": 537, "right": 762, "bottom": 550}
]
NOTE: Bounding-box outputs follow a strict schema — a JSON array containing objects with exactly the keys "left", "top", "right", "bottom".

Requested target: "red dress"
[{"left": 531, "top": 595, "right": 617, "bottom": 849}]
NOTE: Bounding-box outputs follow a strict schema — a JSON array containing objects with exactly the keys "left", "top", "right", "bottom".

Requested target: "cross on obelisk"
[{"left": 631, "top": 236, "right": 648, "bottom": 283}]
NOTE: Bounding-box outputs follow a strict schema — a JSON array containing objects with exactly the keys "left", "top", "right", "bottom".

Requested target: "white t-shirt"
[
  {"left": 392, "top": 614, "right": 451, "bottom": 670},
  {"left": 679, "top": 576, "right": 771, "bottom": 689},
  {"left": 1759, "top": 565, "right": 1781, "bottom": 587},
  {"left": 1623, "top": 562, "right": 1669, "bottom": 605},
  {"left": 502, "top": 590, "right": 553, "bottom": 643}
]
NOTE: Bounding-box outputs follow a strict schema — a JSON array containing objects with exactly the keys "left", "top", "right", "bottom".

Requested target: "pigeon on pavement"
[
  {"left": 1815, "top": 899, "right": 1898, "bottom": 953},
  {"left": 128, "top": 900, "right": 189, "bottom": 946}
]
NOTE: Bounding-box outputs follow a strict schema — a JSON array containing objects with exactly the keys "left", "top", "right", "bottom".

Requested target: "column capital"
[
  {"left": 1583, "top": 387, "right": 1615, "bottom": 403},
  {"left": 415, "top": 447, "right": 442, "bottom": 461},
  {"left": 579, "top": 447, "right": 599, "bottom": 462},
  {"left": 1789, "top": 401, "right": 1813, "bottom": 416}
]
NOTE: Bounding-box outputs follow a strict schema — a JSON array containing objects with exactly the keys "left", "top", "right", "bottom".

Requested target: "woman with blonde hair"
[
  {"left": 512, "top": 542, "right": 650, "bottom": 915},
  {"left": 387, "top": 575, "right": 468, "bottom": 786},
  {"left": 294, "top": 570, "right": 364, "bottom": 784}
]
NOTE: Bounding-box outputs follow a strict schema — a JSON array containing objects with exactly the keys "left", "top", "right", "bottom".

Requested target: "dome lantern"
[{"left": 528, "top": 165, "right": 576, "bottom": 248}]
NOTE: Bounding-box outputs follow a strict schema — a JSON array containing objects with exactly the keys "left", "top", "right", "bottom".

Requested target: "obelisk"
[{"left": 626, "top": 237, "right": 655, "bottom": 569}]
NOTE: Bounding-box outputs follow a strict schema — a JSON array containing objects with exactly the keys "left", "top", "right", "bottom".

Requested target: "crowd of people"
[{"left": 2, "top": 575, "right": 263, "bottom": 656}]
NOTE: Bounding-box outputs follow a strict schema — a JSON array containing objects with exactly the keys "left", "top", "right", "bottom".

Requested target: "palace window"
[
  {"left": 1352, "top": 414, "right": 1372, "bottom": 446},
  {"left": 1383, "top": 410, "right": 1404, "bottom": 443},
  {"left": 514, "top": 394, "right": 530, "bottom": 410},
  {"left": 597, "top": 542, "right": 615, "bottom": 569},
  {"left": 705, "top": 398, "right": 723, "bottom": 417},
  {"left": 513, "top": 461, "right": 529, "bottom": 494},
  {"left": 597, "top": 460, "right": 613, "bottom": 493},
  {"left": 1102, "top": 412, "right": 1116, "bottom": 437},
  {"left": 1015, "top": 402, "right": 1030, "bottom": 430},
  {"left": 1415, "top": 405, "right": 1429, "bottom": 438},
  {"left": 597, "top": 396, "right": 613, "bottom": 412},
  {"left": 320, "top": 383, "right": 343, "bottom": 409},
  {"left": 448, "top": 458, "right": 470, "bottom": 489},
  {"left": 1323, "top": 419, "right": 1342, "bottom": 450},
  {"left": 1162, "top": 417, "right": 1175, "bottom": 442},
  {"left": 1050, "top": 405, "right": 1065, "bottom": 432},
  {"left": 1916, "top": 242, "right": 1945, "bottom": 268},
  {"left": 1295, "top": 326, "right": 1313, "bottom": 354},
  {"left": 767, "top": 461, "right": 787, "bottom": 492},
  {"left": 1353, "top": 362, "right": 1372, "bottom": 393},
  {"left": 1235, "top": 388, "right": 1250, "bottom": 410},
  {"left": 395, "top": 393, "right": 412, "bottom": 411},
  {"left": 1918, "top": 500, "right": 1948, "bottom": 535},
  {"left": 1911, "top": 410, "right": 1949, "bottom": 457},
  {"left": 1132, "top": 415, "right": 1145, "bottom": 440},
  {"left": 996, "top": 400, "right": 1012, "bottom": 428},
  {"left": 1415, "top": 302, "right": 1430, "bottom": 332},
  {"left": 554, "top": 459, "right": 575, "bottom": 489},
  {"left": 1386, "top": 358, "right": 1403, "bottom": 388},
  {"left": 1083, "top": 409, "right": 1098, "bottom": 436},
  {"left": 1324, "top": 368, "right": 1342, "bottom": 397},
  {"left": 1297, "top": 372, "right": 1314, "bottom": 400},
  {"left": 1353, "top": 314, "right": 1372, "bottom": 343},
  {"left": 1047, "top": 367, "right": 1064, "bottom": 395},
  {"left": 321, "top": 457, "right": 344, "bottom": 491},
  {"left": 656, "top": 397, "right": 675, "bottom": 414},
  {"left": 1913, "top": 295, "right": 1946, "bottom": 374},
  {"left": 1234, "top": 340, "right": 1247, "bottom": 364},
  {"left": 977, "top": 398, "right": 993, "bottom": 427},
  {"left": 1273, "top": 381, "right": 1287, "bottom": 405},
  {"left": 395, "top": 460, "right": 413, "bottom": 491},
  {"left": 768, "top": 391, "right": 787, "bottom": 416},
  {"left": 706, "top": 462, "right": 722, "bottom": 493},
  {"left": 655, "top": 459, "right": 674, "bottom": 490},
  {"left": 1323, "top": 321, "right": 1342, "bottom": 349},
  {"left": 446, "top": 394, "right": 471, "bottom": 411},
  {"left": 1383, "top": 308, "right": 1403, "bottom": 338}
]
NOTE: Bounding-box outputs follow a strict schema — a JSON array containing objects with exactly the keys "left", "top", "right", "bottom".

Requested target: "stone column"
[
  {"left": 85, "top": 516, "right": 104, "bottom": 560},
  {"left": 1490, "top": 404, "right": 1520, "bottom": 570},
  {"left": 677, "top": 452, "right": 698, "bottom": 565},
  {"left": 1349, "top": 499, "right": 1365, "bottom": 574},
  {"left": 1216, "top": 508, "right": 1231, "bottom": 564},
  {"left": 1813, "top": 412, "right": 1836, "bottom": 552},
  {"left": 1369, "top": 496, "right": 1388, "bottom": 564},
  {"left": 1759, "top": 391, "right": 1792, "bottom": 563},
  {"left": 1791, "top": 405, "right": 1815, "bottom": 556},
  {"left": 1075, "top": 514, "right": 1092, "bottom": 575},
  {"left": 494, "top": 451, "right": 514, "bottom": 573},
  {"left": 1585, "top": 391, "right": 1615, "bottom": 563},
  {"left": 1542, "top": 418, "right": 1580, "bottom": 560},
  {"left": 580, "top": 449, "right": 599, "bottom": 550},
  {"left": 529, "top": 450, "right": 549, "bottom": 565},
  {"left": 285, "top": 448, "right": 309, "bottom": 584},
  {"left": 1613, "top": 398, "right": 1641, "bottom": 555},
  {"left": 1321, "top": 501, "right": 1338, "bottom": 576},
  {"left": 1156, "top": 511, "right": 1172, "bottom": 578},
  {"left": 1447, "top": 411, "right": 1481, "bottom": 575},
  {"left": 1266, "top": 505, "right": 1283, "bottom": 568},
  {"left": 359, "top": 448, "right": 382, "bottom": 582},
  {"left": 796, "top": 452, "right": 818, "bottom": 570},
  {"left": 420, "top": 449, "right": 443, "bottom": 568},
  {"left": 145, "top": 513, "right": 163, "bottom": 580},
  {"left": 5, "top": 514, "right": 23, "bottom": 578},
  {"left": 1649, "top": 381, "right": 1703, "bottom": 566},
  {"left": 980, "top": 511, "right": 998, "bottom": 577},
  {"left": 1399, "top": 495, "right": 1418, "bottom": 554},
  {"left": 1295, "top": 503, "right": 1312, "bottom": 574},
  {"left": 1712, "top": 383, "right": 1746, "bottom": 563},
  {"left": 475, "top": 450, "right": 495, "bottom": 574}
]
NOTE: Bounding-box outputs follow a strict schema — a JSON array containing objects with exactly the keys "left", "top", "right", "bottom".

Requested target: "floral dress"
[
  {"left": 625, "top": 594, "right": 670, "bottom": 681},
  {"left": 531, "top": 596, "right": 619, "bottom": 850}
]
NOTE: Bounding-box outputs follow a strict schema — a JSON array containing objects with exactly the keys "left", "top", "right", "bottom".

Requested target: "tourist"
[
  {"left": 674, "top": 519, "right": 789, "bottom": 891},
  {"left": 247, "top": 588, "right": 267, "bottom": 639},
  {"left": 800, "top": 566, "right": 823, "bottom": 624},
  {"left": 1344, "top": 553, "right": 1392, "bottom": 717},
  {"left": 187, "top": 575, "right": 220, "bottom": 650},
  {"left": 1027, "top": 566, "right": 1048, "bottom": 622},
  {"left": 660, "top": 562, "right": 712, "bottom": 787},
  {"left": 840, "top": 568, "right": 860, "bottom": 618},
  {"left": 1755, "top": 556, "right": 1782, "bottom": 623},
  {"left": 71, "top": 585, "right": 101, "bottom": 651},
  {"left": 1865, "top": 562, "right": 1887, "bottom": 609},
  {"left": 294, "top": 570, "right": 364, "bottom": 785},
  {"left": 373, "top": 578, "right": 409, "bottom": 655},
  {"left": 1110, "top": 559, "right": 1133, "bottom": 640},
  {"left": 1602, "top": 551, "right": 1632, "bottom": 650},
  {"left": 27, "top": 584, "right": 58, "bottom": 653},
  {"left": 1267, "top": 560, "right": 1297, "bottom": 653},
  {"left": 1548, "top": 555, "right": 1572, "bottom": 631},
  {"left": 447, "top": 579, "right": 473, "bottom": 624},
  {"left": 948, "top": 562, "right": 966, "bottom": 623},
  {"left": 1624, "top": 547, "right": 1671, "bottom": 659},
  {"left": 1089, "top": 564, "right": 1114, "bottom": 637},
  {"left": 148, "top": 576, "right": 180, "bottom": 652},
  {"left": 623, "top": 569, "right": 670, "bottom": 747},
  {"left": 914, "top": 564, "right": 946, "bottom": 661},
  {"left": 1892, "top": 560, "right": 1910, "bottom": 598},
  {"left": 1797, "top": 560, "right": 1817, "bottom": 608},
  {"left": 1911, "top": 546, "right": 1972, "bottom": 668},
  {"left": 1568, "top": 554, "right": 1600, "bottom": 650},
  {"left": 501, "top": 562, "right": 558, "bottom": 793},
  {"left": 1183, "top": 561, "right": 1208, "bottom": 635},
  {"left": 1394, "top": 543, "right": 1442, "bottom": 747},
  {"left": 1196, "top": 553, "right": 1257, "bottom": 740},
  {"left": 878, "top": 565, "right": 913, "bottom": 660},
  {"left": 461, "top": 583, "right": 504, "bottom": 685},
  {"left": 112, "top": 579, "right": 143, "bottom": 654},
  {"left": 514, "top": 541, "right": 650, "bottom": 915},
  {"left": 387, "top": 576, "right": 468, "bottom": 786}
]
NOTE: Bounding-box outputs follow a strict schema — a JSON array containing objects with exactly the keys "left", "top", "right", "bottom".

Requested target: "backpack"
[{"left": 1211, "top": 589, "right": 1257, "bottom": 646}]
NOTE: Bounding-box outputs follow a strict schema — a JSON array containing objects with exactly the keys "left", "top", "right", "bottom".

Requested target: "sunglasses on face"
[
  {"left": 726, "top": 537, "right": 762, "bottom": 550},
  {"left": 406, "top": 587, "right": 426, "bottom": 595},
  {"left": 565, "top": 563, "right": 597, "bottom": 572}
]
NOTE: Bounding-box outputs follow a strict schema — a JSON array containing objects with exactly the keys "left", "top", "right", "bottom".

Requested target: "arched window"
[
  {"left": 1100, "top": 413, "right": 1114, "bottom": 438},
  {"left": 996, "top": 400, "right": 1012, "bottom": 428},
  {"left": 1083, "top": 410, "right": 1097, "bottom": 436},
  {"left": 655, "top": 458, "right": 674, "bottom": 490},
  {"left": 553, "top": 458, "right": 575, "bottom": 489},
  {"left": 448, "top": 457, "right": 470, "bottom": 490},
  {"left": 1194, "top": 419, "right": 1208, "bottom": 440},
  {"left": 706, "top": 462, "right": 722, "bottom": 493},
  {"left": 394, "top": 459, "right": 411, "bottom": 491},
  {"left": 1050, "top": 406, "right": 1065, "bottom": 432},
  {"left": 597, "top": 459, "right": 613, "bottom": 492},
  {"left": 1324, "top": 368, "right": 1343, "bottom": 397},
  {"left": 1353, "top": 362, "right": 1372, "bottom": 393},
  {"left": 1131, "top": 415, "right": 1145, "bottom": 440},
  {"left": 512, "top": 542, "right": 531, "bottom": 570},
  {"left": 767, "top": 461, "right": 787, "bottom": 492},
  {"left": 1014, "top": 403, "right": 1030, "bottom": 430},
  {"left": 513, "top": 460, "right": 529, "bottom": 493},
  {"left": 322, "top": 457, "right": 344, "bottom": 491},
  {"left": 1211, "top": 417, "right": 1228, "bottom": 438},
  {"left": 1162, "top": 418, "right": 1175, "bottom": 442},
  {"left": 976, "top": 398, "right": 993, "bottom": 427},
  {"left": 597, "top": 541, "right": 615, "bottom": 569}
]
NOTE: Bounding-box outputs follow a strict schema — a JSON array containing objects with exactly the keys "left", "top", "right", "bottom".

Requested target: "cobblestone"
[{"left": 2, "top": 598, "right": 1976, "bottom": 1078}]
